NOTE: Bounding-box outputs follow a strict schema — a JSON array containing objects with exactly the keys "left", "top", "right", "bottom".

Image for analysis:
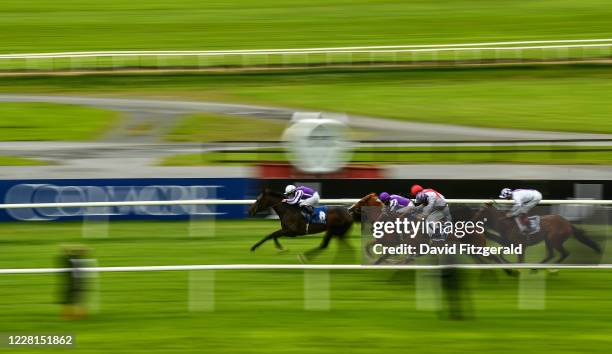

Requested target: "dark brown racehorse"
[
  {"left": 248, "top": 188, "right": 354, "bottom": 261},
  {"left": 474, "top": 202, "right": 601, "bottom": 263}
]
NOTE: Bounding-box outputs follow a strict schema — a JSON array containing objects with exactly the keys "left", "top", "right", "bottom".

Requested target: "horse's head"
[
  {"left": 348, "top": 193, "right": 381, "bottom": 213},
  {"left": 248, "top": 188, "right": 284, "bottom": 216},
  {"left": 348, "top": 193, "right": 384, "bottom": 221},
  {"left": 365, "top": 193, "right": 384, "bottom": 207}
]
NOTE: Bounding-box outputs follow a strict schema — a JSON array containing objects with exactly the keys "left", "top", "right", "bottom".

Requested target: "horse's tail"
[{"left": 572, "top": 225, "right": 602, "bottom": 254}]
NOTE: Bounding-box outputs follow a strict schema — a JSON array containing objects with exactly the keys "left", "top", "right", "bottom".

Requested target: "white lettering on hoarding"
[{"left": 4, "top": 184, "right": 220, "bottom": 221}]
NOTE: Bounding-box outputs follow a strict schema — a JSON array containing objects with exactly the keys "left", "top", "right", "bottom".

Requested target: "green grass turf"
[
  {"left": 165, "top": 113, "right": 287, "bottom": 142},
  {"left": 2, "top": 65, "right": 612, "bottom": 134},
  {"left": 0, "top": 155, "right": 48, "bottom": 166},
  {"left": 159, "top": 146, "right": 612, "bottom": 166},
  {"left": 2, "top": 0, "right": 612, "bottom": 54},
  {"left": 0, "top": 220, "right": 610, "bottom": 353},
  {"left": 0, "top": 102, "right": 120, "bottom": 141}
]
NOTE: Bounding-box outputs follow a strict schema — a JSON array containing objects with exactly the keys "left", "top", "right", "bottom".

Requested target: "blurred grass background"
[
  {"left": 2, "top": 66, "right": 612, "bottom": 135},
  {"left": 0, "top": 155, "right": 48, "bottom": 166},
  {"left": 159, "top": 146, "right": 612, "bottom": 166},
  {"left": 2, "top": 0, "right": 612, "bottom": 53},
  {"left": 0, "top": 102, "right": 120, "bottom": 140},
  {"left": 0, "top": 220, "right": 610, "bottom": 353},
  {"left": 166, "top": 112, "right": 286, "bottom": 142}
]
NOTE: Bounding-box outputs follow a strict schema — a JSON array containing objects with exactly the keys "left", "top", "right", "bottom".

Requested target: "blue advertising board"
[{"left": 0, "top": 178, "right": 254, "bottom": 221}]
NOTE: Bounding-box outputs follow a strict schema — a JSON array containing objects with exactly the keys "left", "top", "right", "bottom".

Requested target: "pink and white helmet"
[{"left": 499, "top": 188, "right": 513, "bottom": 198}]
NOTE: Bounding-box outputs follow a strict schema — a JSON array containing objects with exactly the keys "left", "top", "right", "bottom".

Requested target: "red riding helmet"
[{"left": 410, "top": 184, "right": 424, "bottom": 197}]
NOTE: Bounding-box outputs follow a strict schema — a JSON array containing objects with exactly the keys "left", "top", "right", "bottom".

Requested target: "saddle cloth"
[
  {"left": 303, "top": 206, "right": 328, "bottom": 224},
  {"left": 515, "top": 215, "right": 541, "bottom": 234}
]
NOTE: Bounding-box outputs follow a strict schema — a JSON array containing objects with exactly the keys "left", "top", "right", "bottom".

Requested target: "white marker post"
[
  {"left": 83, "top": 258, "right": 100, "bottom": 314},
  {"left": 188, "top": 187, "right": 218, "bottom": 238},
  {"left": 304, "top": 270, "right": 330, "bottom": 311},
  {"left": 415, "top": 257, "right": 442, "bottom": 311},
  {"left": 82, "top": 186, "right": 112, "bottom": 239},
  {"left": 518, "top": 270, "right": 546, "bottom": 310},
  {"left": 188, "top": 271, "right": 215, "bottom": 312}
]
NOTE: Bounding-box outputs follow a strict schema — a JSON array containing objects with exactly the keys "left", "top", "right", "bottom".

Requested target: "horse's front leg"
[
  {"left": 301, "top": 231, "right": 334, "bottom": 262},
  {"left": 273, "top": 237, "right": 284, "bottom": 251},
  {"left": 251, "top": 229, "right": 285, "bottom": 252}
]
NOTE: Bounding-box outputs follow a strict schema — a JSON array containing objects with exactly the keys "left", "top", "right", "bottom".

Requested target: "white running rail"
[
  {"left": 2, "top": 263, "right": 612, "bottom": 274},
  {"left": 0, "top": 198, "right": 609, "bottom": 209},
  {"left": 2, "top": 38, "right": 612, "bottom": 59},
  {"left": 1, "top": 38, "right": 611, "bottom": 70}
]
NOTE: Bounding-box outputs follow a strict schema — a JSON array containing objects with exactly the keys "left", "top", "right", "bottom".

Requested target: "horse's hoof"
[
  {"left": 277, "top": 248, "right": 289, "bottom": 254},
  {"left": 297, "top": 253, "right": 308, "bottom": 264},
  {"left": 250, "top": 247, "right": 257, "bottom": 252}
]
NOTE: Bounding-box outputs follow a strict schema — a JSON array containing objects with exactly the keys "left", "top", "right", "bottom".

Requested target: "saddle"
[{"left": 302, "top": 206, "right": 328, "bottom": 224}]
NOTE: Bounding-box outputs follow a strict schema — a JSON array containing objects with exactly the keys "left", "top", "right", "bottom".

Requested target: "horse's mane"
[
  {"left": 360, "top": 192, "right": 377, "bottom": 201},
  {"left": 485, "top": 202, "right": 505, "bottom": 215}
]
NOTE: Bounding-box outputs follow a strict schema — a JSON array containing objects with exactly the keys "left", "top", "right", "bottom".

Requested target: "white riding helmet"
[
  {"left": 285, "top": 185, "right": 297, "bottom": 195},
  {"left": 499, "top": 188, "right": 513, "bottom": 199}
]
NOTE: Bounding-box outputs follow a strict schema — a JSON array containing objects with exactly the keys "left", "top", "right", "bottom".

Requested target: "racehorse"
[
  {"left": 473, "top": 202, "right": 601, "bottom": 263},
  {"left": 350, "top": 193, "right": 506, "bottom": 266},
  {"left": 248, "top": 188, "right": 354, "bottom": 261}
]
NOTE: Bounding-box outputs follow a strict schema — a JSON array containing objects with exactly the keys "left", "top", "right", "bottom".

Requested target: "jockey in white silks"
[{"left": 499, "top": 188, "right": 542, "bottom": 234}]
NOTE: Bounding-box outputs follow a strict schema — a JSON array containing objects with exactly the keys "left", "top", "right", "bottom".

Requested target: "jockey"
[
  {"left": 410, "top": 184, "right": 452, "bottom": 240},
  {"left": 283, "top": 184, "right": 320, "bottom": 215},
  {"left": 499, "top": 188, "right": 542, "bottom": 234},
  {"left": 378, "top": 192, "right": 414, "bottom": 213}
]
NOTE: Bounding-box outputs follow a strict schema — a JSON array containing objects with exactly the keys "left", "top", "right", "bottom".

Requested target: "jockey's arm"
[
  {"left": 396, "top": 204, "right": 415, "bottom": 218},
  {"left": 420, "top": 194, "right": 437, "bottom": 215},
  {"left": 283, "top": 190, "right": 303, "bottom": 205},
  {"left": 422, "top": 202, "right": 434, "bottom": 216},
  {"left": 413, "top": 204, "right": 424, "bottom": 213},
  {"left": 389, "top": 199, "right": 398, "bottom": 211}
]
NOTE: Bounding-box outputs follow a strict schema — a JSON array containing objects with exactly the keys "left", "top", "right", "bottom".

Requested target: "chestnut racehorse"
[{"left": 473, "top": 202, "right": 601, "bottom": 263}]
